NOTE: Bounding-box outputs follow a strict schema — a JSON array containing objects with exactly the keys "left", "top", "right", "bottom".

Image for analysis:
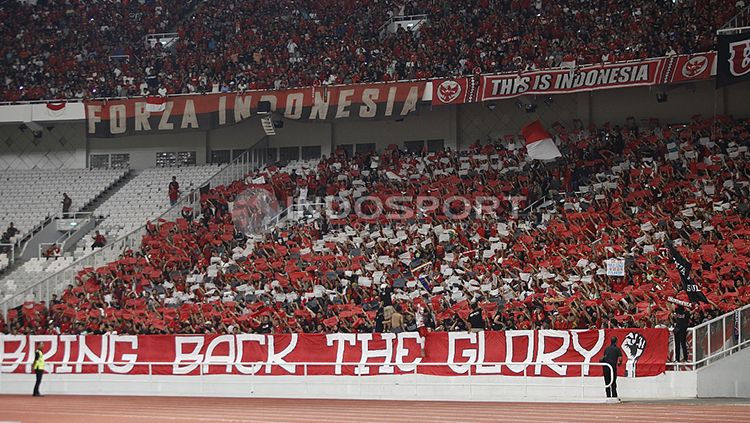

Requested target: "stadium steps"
[
  {"left": 0, "top": 169, "right": 133, "bottom": 282},
  {"left": 80, "top": 168, "right": 136, "bottom": 217}
]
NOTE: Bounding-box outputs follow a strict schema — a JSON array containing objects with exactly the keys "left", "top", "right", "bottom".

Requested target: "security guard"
[
  {"left": 601, "top": 336, "right": 622, "bottom": 398},
  {"left": 32, "top": 347, "right": 45, "bottom": 397}
]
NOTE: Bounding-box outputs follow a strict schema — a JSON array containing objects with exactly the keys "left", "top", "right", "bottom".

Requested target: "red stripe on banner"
[
  {"left": 1, "top": 329, "right": 667, "bottom": 377},
  {"left": 46, "top": 102, "right": 66, "bottom": 111},
  {"left": 146, "top": 96, "right": 166, "bottom": 106}
]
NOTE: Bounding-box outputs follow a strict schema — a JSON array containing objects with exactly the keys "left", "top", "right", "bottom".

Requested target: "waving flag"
[
  {"left": 146, "top": 96, "right": 167, "bottom": 113},
  {"left": 521, "top": 120, "right": 562, "bottom": 160},
  {"left": 666, "top": 241, "right": 708, "bottom": 303}
]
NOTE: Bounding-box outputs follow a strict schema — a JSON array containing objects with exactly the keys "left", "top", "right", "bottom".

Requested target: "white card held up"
[{"left": 358, "top": 277, "right": 373, "bottom": 287}]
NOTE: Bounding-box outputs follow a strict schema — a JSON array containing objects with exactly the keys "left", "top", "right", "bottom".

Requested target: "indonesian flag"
[
  {"left": 146, "top": 96, "right": 166, "bottom": 113},
  {"left": 46, "top": 101, "right": 66, "bottom": 117},
  {"left": 521, "top": 120, "right": 562, "bottom": 160}
]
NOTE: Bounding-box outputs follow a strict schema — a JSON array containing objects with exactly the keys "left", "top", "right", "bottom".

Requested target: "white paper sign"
[{"left": 606, "top": 259, "right": 626, "bottom": 277}]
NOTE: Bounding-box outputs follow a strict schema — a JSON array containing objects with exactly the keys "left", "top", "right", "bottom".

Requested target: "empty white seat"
[{"left": 0, "top": 168, "right": 126, "bottom": 240}]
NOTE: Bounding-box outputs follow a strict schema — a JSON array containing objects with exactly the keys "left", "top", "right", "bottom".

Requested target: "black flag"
[
  {"left": 666, "top": 241, "right": 708, "bottom": 303},
  {"left": 717, "top": 32, "right": 750, "bottom": 88}
]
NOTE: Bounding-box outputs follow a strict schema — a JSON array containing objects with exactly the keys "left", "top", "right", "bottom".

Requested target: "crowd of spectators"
[
  {"left": 0, "top": 0, "right": 196, "bottom": 101},
  {"left": 0, "top": 0, "right": 742, "bottom": 101},
  {"left": 3, "top": 115, "right": 750, "bottom": 336}
]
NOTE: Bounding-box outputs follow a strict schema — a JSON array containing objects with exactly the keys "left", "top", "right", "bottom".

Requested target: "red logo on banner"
[
  {"left": 437, "top": 80, "right": 462, "bottom": 104},
  {"left": 681, "top": 56, "right": 709, "bottom": 78},
  {"left": 728, "top": 39, "right": 750, "bottom": 77}
]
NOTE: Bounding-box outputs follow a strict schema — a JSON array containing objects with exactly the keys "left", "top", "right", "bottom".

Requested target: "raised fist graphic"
[{"left": 621, "top": 332, "right": 647, "bottom": 378}]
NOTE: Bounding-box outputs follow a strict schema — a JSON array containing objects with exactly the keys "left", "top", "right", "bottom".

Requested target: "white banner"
[{"left": 606, "top": 259, "right": 626, "bottom": 277}]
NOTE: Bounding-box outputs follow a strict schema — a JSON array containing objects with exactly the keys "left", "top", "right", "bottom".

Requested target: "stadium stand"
[
  {"left": 3, "top": 115, "right": 749, "bottom": 336},
  {"left": 0, "top": 257, "right": 75, "bottom": 303},
  {"left": 73, "top": 164, "right": 223, "bottom": 257},
  {"left": 0, "top": 0, "right": 740, "bottom": 100},
  {"left": 0, "top": 169, "right": 126, "bottom": 241},
  {"left": 0, "top": 253, "right": 9, "bottom": 273}
]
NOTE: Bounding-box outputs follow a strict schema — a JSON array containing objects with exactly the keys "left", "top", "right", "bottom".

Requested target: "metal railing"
[
  {"left": 205, "top": 139, "right": 272, "bottom": 191},
  {"left": 0, "top": 361, "right": 614, "bottom": 399},
  {"left": 668, "top": 304, "right": 750, "bottom": 370},
  {"left": 37, "top": 212, "right": 94, "bottom": 259},
  {"left": 717, "top": 4, "right": 750, "bottom": 34},
  {"left": 378, "top": 14, "right": 428, "bottom": 38},
  {"left": 144, "top": 32, "right": 179, "bottom": 50}
]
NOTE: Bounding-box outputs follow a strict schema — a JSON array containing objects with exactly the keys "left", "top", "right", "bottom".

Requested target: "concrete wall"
[
  {"left": 697, "top": 346, "right": 750, "bottom": 398},
  {"left": 208, "top": 117, "right": 333, "bottom": 158},
  {"left": 89, "top": 131, "right": 208, "bottom": 169},
  {"left": 0, "top": 122, "right": 86, "bottom": 169},
  {"left": 456, "top": 80, "right": 750, "bottom": 148},
  {"left": 0, "top": 371, "right": 696, "bottom": 402},
  {"left": 333, "top": 105, "right": 458, "bottom": 151},
  {"left": 87, "top": 107, "right": 456, "bottom": 169}
]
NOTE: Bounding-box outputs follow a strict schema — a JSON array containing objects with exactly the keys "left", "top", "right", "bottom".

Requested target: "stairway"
[
  {"left": 80, "top": 169, "right": 137, "bottom": 218},
  {"left": 261, "top": 116, "right": 276, "bottom": 136}
]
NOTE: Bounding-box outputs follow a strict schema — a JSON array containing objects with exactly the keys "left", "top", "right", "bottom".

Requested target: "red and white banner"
[
  {"left": 82, "top": 53, "right": 717, "bottom": 136},
  {"left": 86, "top": 82, "right": 426, "bottom": 137},
  {"left": 429, "top": 53, "right": 716, "bottom": 105},
  {"left": 1, "top": 329, "right": 667, "bottom": 377},
  {"left": 667, "top": 53, "right": 716, "bottom": 84},
  {"left": 481, "top": 59, "right": 665, "bottom": 101},
  {"left": 430, "top": 77, "right": 481, "bottom": 106}
]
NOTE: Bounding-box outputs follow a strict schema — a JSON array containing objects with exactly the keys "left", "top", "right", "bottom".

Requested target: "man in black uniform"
[
  {"left": 61, "top": 193, "right": 72, "bottom": 218},
  {"left": 601, "top": 336, "right": 622, "bottom": 398},
  {"left": 673, "top": 305, "right": 690, "bottom": 362}
]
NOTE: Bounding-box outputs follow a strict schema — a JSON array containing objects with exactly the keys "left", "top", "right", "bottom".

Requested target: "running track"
[{"left": 0, "top": 396, "right": 748, "bottom": 423}]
